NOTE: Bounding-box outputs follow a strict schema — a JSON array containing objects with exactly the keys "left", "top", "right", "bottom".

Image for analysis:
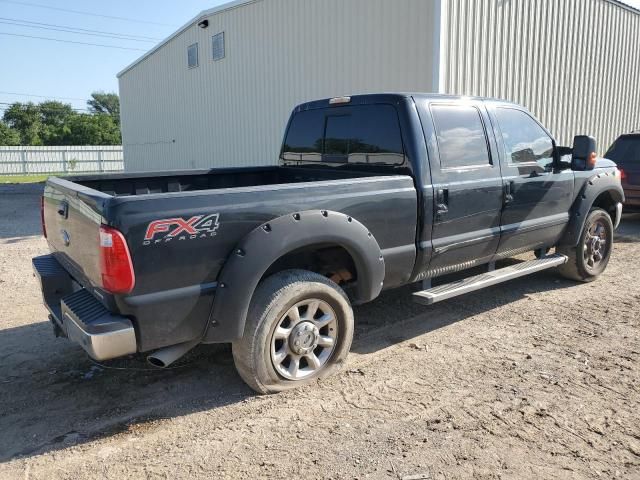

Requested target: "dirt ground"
[{"left": 0, "top": 183, "right": 639, "bottom": 480}]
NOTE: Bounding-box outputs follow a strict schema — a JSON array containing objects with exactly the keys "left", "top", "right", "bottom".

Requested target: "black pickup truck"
[{"left": 34, "top": 93, "right": 624, "bottom": 393}]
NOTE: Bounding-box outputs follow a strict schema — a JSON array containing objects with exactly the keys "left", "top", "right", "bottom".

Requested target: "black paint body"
[{"left": 40, "top": 93, "right": 624, "bottom": 353}]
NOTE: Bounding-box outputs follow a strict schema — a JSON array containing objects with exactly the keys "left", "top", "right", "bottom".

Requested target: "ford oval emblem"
[{"left": 61, "top": 229, "right": 71, "bottom": 247}]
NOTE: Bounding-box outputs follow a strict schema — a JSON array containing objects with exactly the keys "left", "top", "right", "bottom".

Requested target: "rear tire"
[
  {"left": 232, "top": 269, "right": 354, "bottom": 394},
  {"left": 557, "top": 208, "right": 613, "bottom": 282}
]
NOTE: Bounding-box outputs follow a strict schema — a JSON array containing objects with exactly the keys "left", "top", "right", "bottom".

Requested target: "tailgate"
[{"left": 43, "top": 177, "right": 111, "bottom": 287}]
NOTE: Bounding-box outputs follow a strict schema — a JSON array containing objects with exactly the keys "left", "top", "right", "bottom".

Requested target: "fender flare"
[
  {"left": 560, "top": 171, "right": 624, "bottom": 246},
  {"left": 204, "top": 210, "right": 385, "bottom": 343}
]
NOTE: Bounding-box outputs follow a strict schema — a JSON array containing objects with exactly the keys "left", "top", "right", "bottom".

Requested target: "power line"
[
  {"left": 0, "top": 101, "right": 91, "bottom": 112},
  {"left": 0, "top": 32, "right": 147, "bottom": 51},
  {"left": 0, "top": 16, "right": 161, "bottom": 41},
  {"left": 0, "top": 0, "right": 175, "bottom": 27},
  {"left": 0, "top": 91, "right": 87, "bottom": 101},
  {"left": 0, "top": 16, "right": 161, "bottom": 42},
  {"left": 0, "top": 19, "right": 157, "bottom": 42}
]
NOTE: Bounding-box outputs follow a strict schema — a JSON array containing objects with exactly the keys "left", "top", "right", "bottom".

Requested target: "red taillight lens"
[
  {"left": 620, "top": 168, "right": 627, "bottom": 182},
  {"left": 99, "top": 225, "right": 135, "bottom": 294},
  {"left": 40, "top": 196, "right": 47, "bottom": 238}
]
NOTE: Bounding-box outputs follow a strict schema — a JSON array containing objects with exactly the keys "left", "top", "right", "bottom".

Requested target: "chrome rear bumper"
[{"left": 33, "top": 254, "right": 137, "bottom": 361}]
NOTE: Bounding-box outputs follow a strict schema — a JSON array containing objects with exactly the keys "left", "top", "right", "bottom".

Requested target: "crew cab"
[{"left": 33, "top": 93, "right": 624, "bottom": 393}]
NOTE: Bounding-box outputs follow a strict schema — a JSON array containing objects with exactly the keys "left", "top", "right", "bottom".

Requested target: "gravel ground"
[{"left": 0, "top": 183, "right": 639, "bottom": 480}]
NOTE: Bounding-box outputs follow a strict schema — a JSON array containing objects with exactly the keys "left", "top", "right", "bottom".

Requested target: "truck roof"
[{"left": 294, "top": 93, "right": 520, "bottom": 112}]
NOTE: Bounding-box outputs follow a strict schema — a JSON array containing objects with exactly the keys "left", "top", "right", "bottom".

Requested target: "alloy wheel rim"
[
  {"left": 270, "top": 299, "right": 338, "bottom": 380},
  {"left": 583, "top": 219, "right": 608, "bottom": 271}
]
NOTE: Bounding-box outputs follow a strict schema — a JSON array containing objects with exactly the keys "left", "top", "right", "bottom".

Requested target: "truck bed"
[
  {"left": 42, "top": 165, "right": 418, "bottom": 351},
  {"left": 69, "top": 166, "right": 383, "bottom": 197}
]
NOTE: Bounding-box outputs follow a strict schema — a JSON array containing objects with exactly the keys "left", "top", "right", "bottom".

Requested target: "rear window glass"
[
  {"left": 431, "top": 105, "right": 491, "bottom": 168},
  {"left": 605, "top": 136, "right": 640, "bottom": 164},
  {"left": 281, "top": 105, "right": 404, "bottom": 165}
]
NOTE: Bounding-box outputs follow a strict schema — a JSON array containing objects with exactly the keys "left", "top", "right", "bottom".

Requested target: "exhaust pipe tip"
[
  {"left": 146, "top": 338, "right": 200, "bottom": 368},
  {"left": 146, "top": 356, "right": 167, "bottom": 368}
]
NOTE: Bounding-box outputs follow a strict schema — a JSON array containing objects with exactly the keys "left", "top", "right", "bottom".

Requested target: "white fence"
[{"left": 0, "top": 146, "right": 124, "bottom": 176}]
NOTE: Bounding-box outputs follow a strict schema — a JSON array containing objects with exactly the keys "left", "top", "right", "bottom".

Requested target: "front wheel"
[
  {"left": 232, "top": 269, "right": 354, "bottom": 394},
  {"left": 557, "top": 208, "right": 614, "bottom": 282}
]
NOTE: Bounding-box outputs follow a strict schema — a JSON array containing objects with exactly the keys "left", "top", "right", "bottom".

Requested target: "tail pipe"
[{"left": 147, "top": 338, "right": 200, "bottom": 368}]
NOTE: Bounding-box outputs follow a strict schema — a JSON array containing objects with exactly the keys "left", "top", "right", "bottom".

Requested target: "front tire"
[
  {"left": 232, "top": 269, "right": 354, "bottom": 394},
  {"left": 557, "top": 208, "right": 613, "bottom": 282}
]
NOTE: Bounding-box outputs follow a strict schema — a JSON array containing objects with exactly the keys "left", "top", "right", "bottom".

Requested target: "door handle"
[
  {"left": 504, "top": 181, "right": 515, "bottom": 204},
  {"left": 435, "top": 188, "right": 449, "bottom": 217}
]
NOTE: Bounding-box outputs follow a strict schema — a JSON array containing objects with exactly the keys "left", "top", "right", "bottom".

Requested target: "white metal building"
[{"left": 118, "top": 0, "right": 640, "bottom": 172}]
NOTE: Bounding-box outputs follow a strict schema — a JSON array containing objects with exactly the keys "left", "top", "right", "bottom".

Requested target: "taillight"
[
  {"left": 99, "top": 225, "right": 135, "bottom": 294},
  {"left": 620, "top": 168, "right": 627, "bottom": 182},
  {"left": 40, "top": 196, "right": 47, "bottom": 238}
]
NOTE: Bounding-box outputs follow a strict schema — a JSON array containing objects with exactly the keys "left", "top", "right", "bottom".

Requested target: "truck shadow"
[
  {"left": 350, "top": 268, "right": 574, "bottom": 355},
  {"left": 0, "top": 268, "right": 578, "bottom": 463}
]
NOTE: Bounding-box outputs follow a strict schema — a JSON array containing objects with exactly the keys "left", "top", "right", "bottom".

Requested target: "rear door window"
[
  {"left": 430, "top": 105, "right": 491, "bottom": 168},
  {"left": 281, "top": 105, "right": 404, "bottom": 165}
]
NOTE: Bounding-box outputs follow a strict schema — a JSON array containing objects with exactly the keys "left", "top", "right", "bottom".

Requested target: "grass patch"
[{"left": 0, "top": 174, "right": 65, "bottom": 184}]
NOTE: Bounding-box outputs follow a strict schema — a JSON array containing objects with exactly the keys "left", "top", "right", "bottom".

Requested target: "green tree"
[
  {"left": 39, "top": 101, "right": 76, "bottom": 145},
  {"left": 62, "top": 114, "right": 121, "bottom": 145},
  {"left": 0, "top": 122, "right": 20, "bottom": 146},
  {"left": 87, "top": 92, "right": 120, "bottom": 125},
  {"left": 2, "top": 102, "right": 43, "bottom": 145},
  {"left": 1, "top": 94, "right": 122, "bottom": 146}
]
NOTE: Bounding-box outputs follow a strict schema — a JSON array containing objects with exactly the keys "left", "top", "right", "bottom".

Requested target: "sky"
[
  {"left": 0, "top": 0, "right": 228, "bottom": 112},
  {"left": 1, "top": 0, "right": 640, "bottom": 113}
]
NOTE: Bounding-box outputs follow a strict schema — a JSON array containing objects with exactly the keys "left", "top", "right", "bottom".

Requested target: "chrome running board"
[{"left": 412, "top": 254, "right": 568, "bottom": 306}]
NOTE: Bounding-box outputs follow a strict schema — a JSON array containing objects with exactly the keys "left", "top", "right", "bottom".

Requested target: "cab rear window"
[{"left": 281, "top": 105, "right": 404, "bottom": 165}]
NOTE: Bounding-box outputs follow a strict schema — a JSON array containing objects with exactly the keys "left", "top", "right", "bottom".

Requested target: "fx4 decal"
[{"left": 143, "top": 214, "right": 220, "bottom": 245}]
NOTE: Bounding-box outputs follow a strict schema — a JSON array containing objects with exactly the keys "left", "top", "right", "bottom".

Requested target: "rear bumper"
[{"left": 32, "top": 254, "right": 137, "bottom": 361}]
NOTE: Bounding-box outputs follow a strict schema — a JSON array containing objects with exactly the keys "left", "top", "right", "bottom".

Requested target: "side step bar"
[{"left": 413, "top": 254, "right": 568, "bottom": 306}]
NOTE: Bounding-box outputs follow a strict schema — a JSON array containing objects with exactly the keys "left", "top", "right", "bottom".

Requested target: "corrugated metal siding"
[
  {"left": 443, "top": 0, "right": 640, "bottom": 151},
  {"left": 119, "top": 0, "right": 437, "bottom": 172}
]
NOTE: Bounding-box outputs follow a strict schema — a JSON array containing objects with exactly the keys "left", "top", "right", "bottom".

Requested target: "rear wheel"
[
  {"left": 232, "top": 269, "right": 354, "bottom": 394},
  {"left": 557, "top": 208, "right": 613, "bottom": 282}
]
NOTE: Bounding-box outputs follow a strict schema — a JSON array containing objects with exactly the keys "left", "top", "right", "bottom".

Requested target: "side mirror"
[{"left": 571, "top": 135, "right": 597, "bottom": 171}]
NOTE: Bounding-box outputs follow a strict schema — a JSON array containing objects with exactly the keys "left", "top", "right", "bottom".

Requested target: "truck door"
[
  {"left": 416, "top": 101, "right": 504, "bottom": 276},
  {"left": 488, "top": 106, "right": 574, "bottom": 256}
]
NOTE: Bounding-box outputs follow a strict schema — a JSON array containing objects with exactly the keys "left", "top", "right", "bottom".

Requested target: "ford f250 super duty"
[{"left": 33, "top": 93, "right": 624, "bottom": 393}]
